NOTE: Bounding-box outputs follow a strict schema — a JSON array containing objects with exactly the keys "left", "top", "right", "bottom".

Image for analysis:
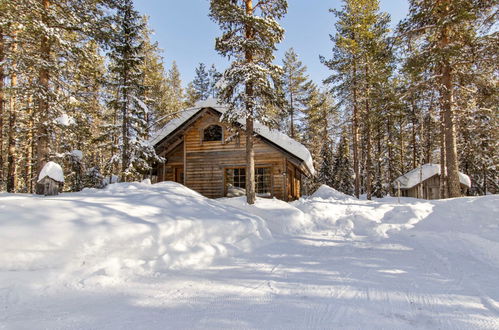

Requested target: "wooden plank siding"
[
  {"left": 154, "top": 108, "right": 305, "bottom": 201},
  {"left": 401, "top": 174, "right": 469, "bottom": 200}
]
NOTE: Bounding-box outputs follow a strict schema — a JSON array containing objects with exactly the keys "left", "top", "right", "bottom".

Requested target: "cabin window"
[
  {"left": 255, "top": 168, "right": 271, "bottom": 196},
  {"left": 203, "top": 125, "right": 223, "bottom": 142},
  {"left": 225, "top": 167, "right": 271, "bottom": 196},
  {"left": 225, "top": 168, "right": 246, "bottom": 190}
]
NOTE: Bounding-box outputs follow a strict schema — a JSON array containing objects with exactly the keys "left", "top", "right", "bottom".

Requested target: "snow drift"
[
  {"left": 0, "top": 182, "right": 271, "bottom": 287},
  {"left": 1, "top": 182, "right": 498, "bottom": 329}
]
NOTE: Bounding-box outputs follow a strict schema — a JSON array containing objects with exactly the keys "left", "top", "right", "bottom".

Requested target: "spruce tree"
[
  {"left": 332, "top": 130, "right": 354, "bottom": 196},
  {"left": 192, "top": 63, "right": 210, "bottom": 101},
  {"left": 208, "top": 64, "right": 222, "bottom": 98},
  {"left": 318, "top": 138, "right": 335, "bottom": 188},
  {"left": 210, "top": 0, "right": 287, "bottom": 204},
  {"left": 108, "top": 0, "right": 159, "bottom": 181}
]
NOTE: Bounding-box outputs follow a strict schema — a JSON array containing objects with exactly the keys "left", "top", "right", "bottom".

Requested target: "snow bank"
[
  {"left": 37, "top": 161, "right": 64, "bottom": 183},
  {"left": 220, "top": 196, "right": 314, "bottom": 235},
  {"left": 310, "top": 184, "right": 355, "bottom": 200},
  {"left": 409, "top": 195, "right": 499, "bottom": 268},
  {"left": 293, "top": 185, "right": 434, "bottom": 238},
  {"left": 0, "top": 182, "right": 271, "bottom": 287}
]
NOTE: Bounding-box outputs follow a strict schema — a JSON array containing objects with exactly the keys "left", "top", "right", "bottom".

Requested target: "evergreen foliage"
[
  {"left": 209, "top": 0, "right": 288, "bottom": 204},
  {"left": 0, "top": 0, "right": 496, "bottom": 199},
  {"left": 281, "top": 48, "right": 310, "bottom": 139},
  {"left": 331, "top": 130, "right": 354, "bottom": 196},
  {"left": 192, "top": 63, "right": 210, "bottom": 101}
]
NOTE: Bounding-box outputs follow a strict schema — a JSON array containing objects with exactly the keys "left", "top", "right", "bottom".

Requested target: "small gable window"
[{"left": 203, "top": 125, "right": 223, "bottom": 142}]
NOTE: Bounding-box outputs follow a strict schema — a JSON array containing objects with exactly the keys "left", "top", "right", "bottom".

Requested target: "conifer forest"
[{"left": 0, "top": 0, "right": 497, "bottom": 198}]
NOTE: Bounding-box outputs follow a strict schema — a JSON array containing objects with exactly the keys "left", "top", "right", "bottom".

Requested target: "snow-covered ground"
[{"left": 1, "top": 182, "right": 498, "bottom": 329}]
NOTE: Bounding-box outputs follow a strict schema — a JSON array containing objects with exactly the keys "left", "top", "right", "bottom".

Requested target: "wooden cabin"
[
  {"left": 393, "top": 164, "right": 471, "bottom": 200},
  {"left": 36, "top": 161, "right": 65, "bottom": 196},
  {"left": 149, "top": 100, "right": 315, "bottom": 201}
]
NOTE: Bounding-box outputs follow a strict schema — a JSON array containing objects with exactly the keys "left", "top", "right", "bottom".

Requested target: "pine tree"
[
  {"left": 322, "top": 0, "right": 392, "bottom": 199},
  {"left": 165, "top": 61, "right": 185, "bottom": 114},
  {"left": 139, "top": 16, "right": 171, "bottom": 131},
  {"left": 0, "top": 26, "right": 4, "bottom": 190},
  {"left": 399, "top": 0, "right": 497, "bottom": 198},
  {"left": 210, "top": 0, "right": 287, "bottom": 204},
  {"left": 281, "top": 48, "right": 309, "bottom": 139}
]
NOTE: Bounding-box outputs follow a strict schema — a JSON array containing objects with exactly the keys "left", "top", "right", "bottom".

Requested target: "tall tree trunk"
[
  {"left": 7, "top": 31, "right": 17, "bottom": 192},
  {"left": 245, "top": 0, "right": 255, "bottom": 204},
  {"left": 439, "top": 0, "right": 461, "bottom": 198},
  {"left": 289, "top": 92, "right": 294, "bottom": 138},
  {"left": 352, "top": 57, "right": 360, "bottom": 198},
  {"left": 411, "top": 101, "right": 417, "bottom": 169},
  {"left": 439, "top": 113, "right": 447, "bottom": 199},
  {"left": 121, "top": 44, "right": 130, "bottom": 182},
  {"left": 365, "top": 67, "right": 372, "bottom": 200},
  {"left": 25, "top": 96, "right": 34, "bottom": 193},
  {"left": 121, "top": 89, "right": 129, "bottom": 181},
  {"left": 0, "top": 28, "right": 4, "bottom": 190},
  {"left": 36, "top": 0, "right": 51, "bottom": 189},
  {"left": 441, "top": 60, "right": 460, "bottom": 198},
  {"left": 387, "top": 114, "right": 394, "bottom": 194},
  {"left": 399, "top": 119, "right": 405, "bottom": 176}
]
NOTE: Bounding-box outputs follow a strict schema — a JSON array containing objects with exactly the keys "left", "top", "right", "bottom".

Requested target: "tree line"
[{"left": 0, "top": 0, "right": 497, "bottom": 200}]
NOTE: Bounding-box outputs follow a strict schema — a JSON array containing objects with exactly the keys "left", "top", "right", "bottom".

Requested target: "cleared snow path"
[
  {"left": 3, "top": 233, "right": 499, "bottom": 329},
  {"left": 1, "top": 185, "right": 498, "bottom": 329}
]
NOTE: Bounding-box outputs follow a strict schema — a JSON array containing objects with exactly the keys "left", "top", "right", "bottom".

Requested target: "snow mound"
[
  {"left": 0, "top": 182, "right": 271, "bottom": 287},
  {"left": 410, "top": 195, "right": 499, "bottom": 268},
  {"left": 310, "top": 185, "right": 355, "bottom": 201},
  {"left": 294, "top": 191, "right": 434, "bottom": 239},
  {"left": 37, "top": 161, "right": 64, "bottom": 183},
  {"left": 220, "top": 196, "right": 314, "bottom": 235},
  {"left": 54, "top": 113, "right": 75, "bottom": 126},
  {"left": 70, "top": 149, "right": 83, "bottom": 160}
]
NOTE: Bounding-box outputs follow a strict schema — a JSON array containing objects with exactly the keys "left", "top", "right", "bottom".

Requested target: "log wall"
[{"left": 156, "top": 109, "right": 305, "bottom": 201}]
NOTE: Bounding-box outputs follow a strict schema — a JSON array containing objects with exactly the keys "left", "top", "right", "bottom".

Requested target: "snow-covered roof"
[
  {"left": 393, "top": 163, "right": 471, "bottom": 189},
  {"left": 38, "top": 161, "right": 65, "bottom": 183},
  {"left": 149, "top": 99, "right": 315, "bottom": 175}
]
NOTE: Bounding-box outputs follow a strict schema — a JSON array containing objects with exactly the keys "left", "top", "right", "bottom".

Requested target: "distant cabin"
[
  {"left": 393, "top": 164, "right": 471, "bottom": 200},
  {"left": 149, "top": 100, "right": 315, "bottom": 201},
  {"left": 36, "top": 161, "right": 65, "bottom": 196}
]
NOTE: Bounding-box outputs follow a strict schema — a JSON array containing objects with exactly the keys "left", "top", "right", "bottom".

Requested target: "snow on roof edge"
[
  {"left": 149, "top": 99, "right": 315, "bottom": 175},
  {"left": 393, "top": 163, "right": 471, "bottom": 189},
  {"left": 38, "top": 161, "right": 65, "bottom": 183}
]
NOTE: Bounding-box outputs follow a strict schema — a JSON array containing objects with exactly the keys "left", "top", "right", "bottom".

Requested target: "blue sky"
[{"left": 134, "top": 1, "right": 409, "bottom": 87}]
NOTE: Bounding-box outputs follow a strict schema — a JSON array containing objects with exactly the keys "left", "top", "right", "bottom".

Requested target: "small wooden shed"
[
  {"left": 393, "top": 164, "right": 471, "bottom": 200},
  {"left": 36, "top": 161, "right": 65, "bottom": 196}
]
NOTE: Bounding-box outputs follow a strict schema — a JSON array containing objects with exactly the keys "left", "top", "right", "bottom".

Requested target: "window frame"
[
  {"left": 202, "top": 124, "right": 223, "bottom": 142},
  {"left": 224, "top": 166, "right": 273, "bottom": 197}
]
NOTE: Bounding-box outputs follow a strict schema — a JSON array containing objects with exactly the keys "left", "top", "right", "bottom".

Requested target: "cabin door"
[
  {"left": 287, "top": 165, "right": 295, "bottom": 201},
  {"left": 174, "top": 166, "right": 184, "bottom": 184}
]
